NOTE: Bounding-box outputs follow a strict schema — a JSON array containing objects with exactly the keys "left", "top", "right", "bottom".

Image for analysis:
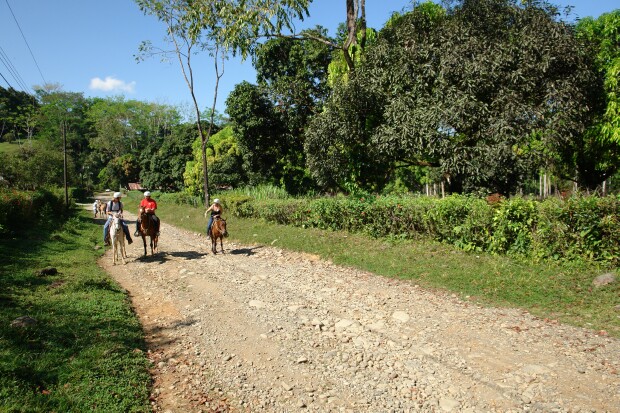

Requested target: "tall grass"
[{"left": 227, "top": 184, "right": 295, "bottom": 200}]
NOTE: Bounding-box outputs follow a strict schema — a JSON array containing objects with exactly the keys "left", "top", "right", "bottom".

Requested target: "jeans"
[
  {"left": 104, "top": 217, "right": 132, "bottom": 243},
  {"left": 207, "top": 216, "right": 213, "bottom": 235}
]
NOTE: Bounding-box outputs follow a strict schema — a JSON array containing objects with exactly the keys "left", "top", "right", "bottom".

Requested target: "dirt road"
[{"left": 98, "top": 211, "right": 620, "bottom": 413}]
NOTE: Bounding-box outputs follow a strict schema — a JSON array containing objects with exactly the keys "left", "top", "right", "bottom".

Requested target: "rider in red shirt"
[{"left": 135, "top": 191, "right": 160, "bottom": 236}]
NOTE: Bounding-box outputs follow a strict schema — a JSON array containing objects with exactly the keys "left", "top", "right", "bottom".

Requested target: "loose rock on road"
[{"left": 99, "top": 213, "right": 620, "bottom": 413}]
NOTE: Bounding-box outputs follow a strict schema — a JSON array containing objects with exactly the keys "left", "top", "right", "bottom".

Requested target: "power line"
[
  {"left": 4, "top": 0, "right": 47, "bottom": 85},
  {"left": 0, "top": 46, "right": 30, "bottom": 92},
  {"left": 0, "top": 70, "right": 14, "bottom": 89}
]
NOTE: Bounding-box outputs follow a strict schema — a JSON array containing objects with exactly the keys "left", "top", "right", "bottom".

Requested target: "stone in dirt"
[{"left": 592, "top": 273, "right": 616, "bottom": 288}]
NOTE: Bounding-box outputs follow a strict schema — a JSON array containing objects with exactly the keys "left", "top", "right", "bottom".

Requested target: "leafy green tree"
[
  {"left": 572, "top": 10, "right": 620, "bottom": 189},
  {"left": 308, "top": 0, "right": 606, "bottom": 194},
  {"left": 0, "top": 87, "right": 39, "bottom": 143},
  {"left": 304, "top": 73, "right": 391, "bottom": 193},
  {"left": 35, "top": 86, "right": 91, "bottom": 203},
  {"left": 86, "top": 97, "right": 180, "bottom": 189},
  {"left": 136, "top": 0, "right": 311, "bottom": 205},
  {"left": 140, "top": 123, "right": 197, "bottom": 191},
  {"left": 184, "top": 125, "right": 244, "bottom": 194},
  {"left": 247, "top": 29, "right": 332, "bottom": 193},
  {"left": 0, "top": 144, "right": 65, "bottom": 190},
  {"left": 225, "top": 82, "right": 286, "bottom": 186},
  {"left": 205, "top": 125, "right": 245, "bottom": 188}
]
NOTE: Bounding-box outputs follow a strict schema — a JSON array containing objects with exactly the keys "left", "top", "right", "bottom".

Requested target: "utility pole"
[
  {"left": 62, "top": 107, "right": 72, "bottom": 209},
  {"left": 63, "top": 117, "right": 68, "bottom": 208}
]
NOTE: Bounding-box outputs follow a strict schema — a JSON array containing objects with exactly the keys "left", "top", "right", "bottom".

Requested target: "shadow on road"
[
  {"left": 230, "top": 246, "right": 263, "bottom": 256},
  {"left": 135, "top": 253, "right": 168, "bottom": 264},
  {"left": 167, "top": 251, "right": 207, "bottom": 260}
]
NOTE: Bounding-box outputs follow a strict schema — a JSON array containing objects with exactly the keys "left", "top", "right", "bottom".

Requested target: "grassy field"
[
  {"left": 0, "top": 209, "right": 151, "bottom": 412},
  {"left": 0, "top": 141, "right": 25, "bottom": 155},
  {"left": 138, "top": 191, "right": 620, "bottom": 338}
]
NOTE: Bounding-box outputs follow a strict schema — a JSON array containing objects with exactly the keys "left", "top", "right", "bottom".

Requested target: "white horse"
[{"left": 110, "top": 213, "right": 127, "bottom": 265}]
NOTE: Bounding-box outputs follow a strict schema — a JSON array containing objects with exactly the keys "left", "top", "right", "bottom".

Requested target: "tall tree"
[
  {"left": 135, "top": 0, "right": 311, "bottom": 205},
  {"left": 226, "top": 81, "right": 285, "bottom": 186},
  {"left": 573, "top": 10, "right": 620, "bottom": 189},
  {"left": 0, "top": 87, "right": 39, "bottom": 143},
  {"left": 244, "top": 28, "right": 331, "bottom": 193},
  {"left": 306, "top": 0, "right": 607, "bottom": 194},
  {"left": 140, "top": 122, "right": 197, "bottom": 191},
  {"left": 36, "top": 86, "right": 88, "bottom": 205}
]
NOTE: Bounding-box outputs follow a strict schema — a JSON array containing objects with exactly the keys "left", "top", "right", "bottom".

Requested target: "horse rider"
[
  {"left": 92, "top": 199, "right": 100, "bottom": 217},
  {"left": 205, "top": 198, "right": 223, "bottom": 238},
  {"left": 103, "top": 192, "right": 133, "bottom": 246},
  {"left": 135, "top": 191, "right": 160, "bottom": 237}
]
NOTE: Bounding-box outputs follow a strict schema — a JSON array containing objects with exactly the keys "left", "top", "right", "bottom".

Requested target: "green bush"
[
  {"left": 226, "top": 192, "right": 620, "bottom": 264},
  {"left": 532, "top": 195, "right": 620, "bottom": 262},
  {"left": 0, "top": 188, "right": 66, "bottom": 234},
  {"left": 158, "top": 191, "right": 203, "bottom": 207},
  {"left": 489, "top": 197, "right": 537, "bottom": 255}
]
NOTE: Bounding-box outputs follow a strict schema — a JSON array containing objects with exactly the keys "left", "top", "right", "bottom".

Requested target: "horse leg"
[
  {"left": 120, "top": 239, "right": 126, "bottom": 264},
  {"left": 112, "top": 237, "right": 117, "bottom": 265},
  {"left": 141, "top": 234, "right": 147, "bottom": 256},
  {"left": 219, "top": 236, "right": 224, "bottom": 254}
]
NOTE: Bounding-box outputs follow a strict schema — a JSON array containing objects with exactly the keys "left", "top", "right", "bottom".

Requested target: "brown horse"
[
  {"left": 209, "top": 216, "right": 228, "bottom": 254},
  {"left": 98, "top": 201, "right": 107, "bottom": 217},
  {"left": 137, "top": 206, "right": 159, "bottom": 256}
]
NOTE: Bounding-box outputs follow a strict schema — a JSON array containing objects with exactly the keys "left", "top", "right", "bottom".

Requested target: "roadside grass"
[
  {"left": 0, "top": 141, "right": 24, "bottom": 155},
  {"left": 0, "top": 210, "right": 151, "bottom": 412},
  {"left": 152, "top": 194, "right": 620, "bottom": 338}
]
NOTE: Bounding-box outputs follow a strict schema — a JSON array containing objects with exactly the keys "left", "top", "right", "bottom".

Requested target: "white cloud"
[{"left": 89, "top": 76, "right": 136, "bottom": 93}]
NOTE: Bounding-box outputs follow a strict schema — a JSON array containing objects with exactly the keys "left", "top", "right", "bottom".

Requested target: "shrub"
[
  {"left": 0, "top": 188, "right": 65, "bottom": 234},
  {"left": 225, "top": 192, "right": 620, "bottom": 264}
]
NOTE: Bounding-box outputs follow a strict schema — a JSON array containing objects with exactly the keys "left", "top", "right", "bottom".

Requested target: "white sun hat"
[
  {"left": 144, "top": 191, "right": 151, "bottom": 196},
  {"left": 113, "top": 192, "right": 122, "bottom": 198}
]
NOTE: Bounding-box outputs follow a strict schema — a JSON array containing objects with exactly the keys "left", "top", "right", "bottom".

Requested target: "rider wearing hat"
[
  {"left": 135, "top": 191, "right": 160, "bottom": 236},
  {"left": 205, "top": 198, "right": 223, "bottom": 238},
  {"left": 103, "top": 192, "right": 133, "bottom": 245}
]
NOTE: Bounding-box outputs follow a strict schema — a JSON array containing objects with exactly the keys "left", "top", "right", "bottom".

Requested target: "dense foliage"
[
  {"left": 0, "top": 0, "right": 619, "bottom": 200},
  {"left": 0, "top": 188, "right": 68, "bottom": 234},
  {"left": 306, "top": 0, "right": 613, "bottom": 194},
  {"left": 229, "top": 192, "right": 620, "bottom": 264}
]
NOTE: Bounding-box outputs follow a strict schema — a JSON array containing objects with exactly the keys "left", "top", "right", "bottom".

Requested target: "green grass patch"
[
  {"left": 151, "top": 192, "right": 620, "bottom": 338},
  {"left": 0, "top": 141, "right": 24, "bottom": 155},
  {"left": 0, "top": 210, "right": 151, "bottom": 412}
]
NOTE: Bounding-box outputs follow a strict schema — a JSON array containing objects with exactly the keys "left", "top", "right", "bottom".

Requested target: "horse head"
[
  {"left": 215, "top": 217, "right": 228, "bottom": 237},
  {"left": 112, "top": 212, "right": 122, "bottom": 228}
]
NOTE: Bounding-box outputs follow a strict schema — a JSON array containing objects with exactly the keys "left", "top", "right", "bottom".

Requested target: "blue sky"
[{"left": 1, "top": 0, "right": 618, "bottom": 117}]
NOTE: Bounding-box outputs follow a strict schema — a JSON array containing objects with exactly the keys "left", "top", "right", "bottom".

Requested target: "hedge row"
[
  {"left": 0, "top": 188, "right": 68, "bottom": 234},
  {"left": 227, "top": 194, "right": 620, "bottom": 264}
]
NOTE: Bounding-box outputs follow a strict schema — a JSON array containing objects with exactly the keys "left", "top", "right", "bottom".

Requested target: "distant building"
[{"left": 128, "top": 183, "right": 145, "bottom": 191}]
